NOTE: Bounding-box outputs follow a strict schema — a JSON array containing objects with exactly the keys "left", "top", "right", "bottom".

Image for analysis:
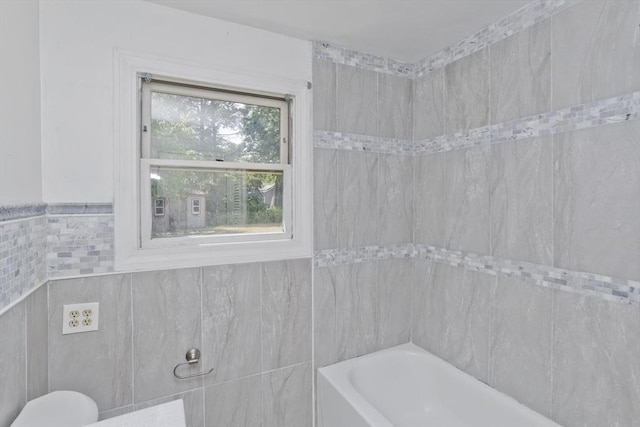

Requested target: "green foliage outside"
[{"left": 149, "top": 90, "right": 284, "bottom": 231}]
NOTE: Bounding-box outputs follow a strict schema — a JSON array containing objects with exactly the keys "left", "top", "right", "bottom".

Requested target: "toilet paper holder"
[{"left": 173, "top": 348, "right": 214, "bottom": 380}]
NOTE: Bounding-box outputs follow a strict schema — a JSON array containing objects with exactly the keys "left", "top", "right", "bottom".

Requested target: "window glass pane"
[
  {"left": 150, "top": 91, "right": 281, "bottom": 163},
  {"left": 150, "top": 167, "right": 284, "bottom": 238}
]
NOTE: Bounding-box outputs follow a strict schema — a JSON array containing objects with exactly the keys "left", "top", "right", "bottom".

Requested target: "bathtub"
[{"left": 317, "top": 343, "right": 561, "bottom": 427}]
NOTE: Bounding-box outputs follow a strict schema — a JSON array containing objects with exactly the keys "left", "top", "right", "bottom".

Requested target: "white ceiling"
[{"left": 146, "top": 0, "right": 531, "bottom": 63}]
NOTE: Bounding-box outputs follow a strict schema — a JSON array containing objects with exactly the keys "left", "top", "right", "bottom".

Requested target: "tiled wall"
[
  {"left": 313, "top": 1, "right": 640, "bottom": 427},
  {"left": 410, "top": 1, "right": 640, "bottom": 427},
  {"left": 2, "top": 1, "right": 639, "bottom": 427},
  {"left": 312, "top": 53, "right": 414, "bottom": 369},
  {"left": 47, "top": 259, "right": 312, "bottom": 425},
  {"left": 0, "top": 212, "right": 47, "bottom": 308}
]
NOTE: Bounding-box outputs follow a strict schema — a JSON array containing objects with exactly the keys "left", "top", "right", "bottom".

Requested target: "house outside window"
[{"left": 140, "top": 78, "right": 291, "bottom": 248}]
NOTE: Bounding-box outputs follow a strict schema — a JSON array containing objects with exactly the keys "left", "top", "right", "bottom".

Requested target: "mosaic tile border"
[
  {"left": 314, "top": 244, "right": 640, "bottom": 305},
  {"left": 414, "top": 92, "right": 640, "bottom": 155},
  {"left": 313, "top": 41, "right": 414, "bottom": 78},
  {"left": 47, "top": 215, "right": 115, "bottom": 278},
  {"left": 0, "top": 216, "right": 47, "bottom": 311},
  {"left": 313, "top": 130, "right": 413, "bottom": 155},
  {"left": 0, "top": 204, "right": 47, "bottom": 222},
  {"left": 315, "top": 92, "right": 640, "bottom": 155},
  {"left": 413, "top": 0, "right": 581, "bottom": 77},
  {"left": 314, "top": 244, "right": 414, "bottom": 268},
  {"left": 313, "top": 1, "right": 581, "bottom": 77}
]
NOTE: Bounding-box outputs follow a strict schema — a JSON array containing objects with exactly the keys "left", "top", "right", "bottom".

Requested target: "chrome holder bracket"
[{"left": 173, "top": 348, "right": 214, "bottom": 380}]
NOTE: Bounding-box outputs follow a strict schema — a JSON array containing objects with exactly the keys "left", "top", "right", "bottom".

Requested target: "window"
[
  {"left": 191, "top": 199, "right": 200, "bottom": 215},
  {"left": 140, "top": 78, "right": 292, "bottom": 248},
  {"left": 114, "top": 52, "right": 311, "bottom": 271},
  {"left": 154, "top": 198, "right": 165, "bottom": 216}
]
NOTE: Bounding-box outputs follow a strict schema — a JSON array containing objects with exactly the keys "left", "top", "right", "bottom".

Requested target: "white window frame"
[
  {"left": 191, "top": 199, "right": 200, "bottom": 216},
  {"left": 140, "top": 79, "right": 292, "bottom": 249},
  {"left": 114, "top": 50, "right": 312, "bottom": 272}
]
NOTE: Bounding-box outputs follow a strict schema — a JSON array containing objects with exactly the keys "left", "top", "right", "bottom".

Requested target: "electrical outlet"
[{"left": 62, "top": 302, "right": 99, "bottom": 334}]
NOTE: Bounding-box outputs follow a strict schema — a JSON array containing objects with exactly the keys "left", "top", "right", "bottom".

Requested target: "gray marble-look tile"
[
  {"left": 337, "top": 150, "right": 378, "bottom": 248},
  {"left": 335, "top": 262, "right": 378, "bottom": 361},
  {"left": 490, "top": 136, "right": 553, "bottom": 265},
  {"left": 26, "top": 284, "right": 48, "bottom": 401},
  {"left": 48, "top": 274, "right": 132, "bottom": 412},
  {"left": 445, "top": 48, "right": 490, "bottom": 134},
  {"left": 202, "top": 263, "right": 261, "bottom": 385},
  {"left": 552, "top": 0, "right": 640, "bottom": 110},
  {"left": 98, "top": 405, "right": 134, "bottom": 421},
  {"left": 205, "top": 375, "right": 261, "bottom": 427},
  {"left": 489, "top": 276, "right": 553, "bottom": 417},
  {"left": 552, "top": 291, "right": 640, "bottom": 427},
  {"left": 0, "top": 301, "right": 26, "bottom": 427},
  {"left": 554, "top": 121, "right": 640, "bottom": 281},
  {"left": 378, "top": 73, "right": 412, "bottom": 139},
  {"left": 336, "top": 63, "right": 377, "bottom": 135},
  {"left": 490, "top": 19, "right": 551, "bottom": 124},
  {"left": 376, "top": 258, "right": 411, "bottom": 349},
  {"left": 413, "top": 68, "right": 445, "bottom": 140},
  {"left": 313, "top": 59, "right": 336, "bottom": 131},
  {"left": 412, "top": 262, "right": 491, "bottom": 381},
  {"left": 313, "top": 266, "right": 338, "bottom": 368},
  {"left": 443, "top": 146, "right": 491, "bottom": 254},
  {"left": 135, "top": 389, "right": 204, "bottom": 427},
  {"left": 261, "top": 259, "right": 312, "bottom": 371},
  {"left": 379, "top": 154, "right": 412, "bottom": 245},
  {"left": 413, "top": 151, "right": 447, "bottom": 247},
  {"left": 314, "top": 148, "right": 337, "bottom": 250},
  {"left": 410, "top": 259, "right": 436, "bottom": 352},
  {"left": 132, "top": 268, "right": 202, "bottom": 403},
  {"left": 263, "top": 363, "right": 312, "bottom": 427}
]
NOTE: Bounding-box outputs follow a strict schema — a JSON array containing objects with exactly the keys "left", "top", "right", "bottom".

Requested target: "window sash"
[
  {"left": 140, "top": 80, "right": 290, "bottom": 164},
  {"left": 139, "top": 159, "right": 293, "bottom": 249}
]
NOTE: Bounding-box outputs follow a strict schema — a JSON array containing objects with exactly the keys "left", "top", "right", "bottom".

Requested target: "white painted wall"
[
  {"left": 0, "top": 0, "right": 42, "bottom": 205},
  {"left": 39, "top": 0, "right": 312, "bottom": 202}
]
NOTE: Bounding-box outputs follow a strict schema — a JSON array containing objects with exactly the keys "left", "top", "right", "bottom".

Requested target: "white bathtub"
[{"left": 317, "top": 343, "right": 561, "bottom": 427}]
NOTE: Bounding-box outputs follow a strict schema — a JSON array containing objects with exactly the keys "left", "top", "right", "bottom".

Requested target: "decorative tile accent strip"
[
  {"left": 413, "top": 244, "right": 640, "bottom": 305},
  {"left": 314, "top": 243, "right": 640, "bottom": 305},
  {"left": 47, "top": 215, "right": 115, "bottom": 278},
  {"left": 314, "top": 244, "right": 414, "bottom": 268},
  {"left": 316, "top": 92, "right": 640, "bottom": 155},
  {"left": 0, "top": 216, "right": 47, "bottom": 311},
  {"left": 47, "top": 203, "right": 114, "bottom": 215},
  {"left": 314, "top": 130, "right": 413, "bottom": 155},
  {"left": 413, "top": 0, "right": 581, "bottom": 77},
  {"left": 414, "top": 92, "right": 640, "bottom": 155},
  {"left": 0, "top": 204, "right": 47, "bottom": 222},
  {"left": 313, "top": 41, "right": 414, "bottom": 78},
  {"left": 313, "top": 1, "right": 581, "bottom": 78}
]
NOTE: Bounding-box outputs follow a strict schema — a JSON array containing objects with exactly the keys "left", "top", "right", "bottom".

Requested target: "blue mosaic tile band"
[
  {"left": 314, "top": 244, "right": 640, "bottom": 305},
  {"left": 314, "top": 131, "right": 413, "bottom": 155},
  {"left": 0, "top": 204, "right": 47, "bottom": 222},
  {"left": 313, "top": 41, "right": 414, "bottom": 78},
  {"left": 414, "top": 92, "right": 640, "bottom": 155},
  {"left": 47, "top": 215, "right": 115, "bottom": 278},
  {"left": 413, "top": 0, "right": 581, "bottom": 77},
  {"left": 314, "top": 244, "right": 414, "bottom": 268},
  {"left": 0, "top": 216, "right": 47, "bottom": 311},
  {"left": 315, "top": 92, "right": 640, "bottom": 155},
  {"left": 47, "top": 203, "right": 114, "bottom": 215},
  {"left": 313, "top": 0, "right": 581, "bottom": 78}
]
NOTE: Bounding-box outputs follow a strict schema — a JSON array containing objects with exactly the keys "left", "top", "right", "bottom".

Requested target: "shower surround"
[{"left": 2, "top": 1, "right": 639, "bottom": 426}]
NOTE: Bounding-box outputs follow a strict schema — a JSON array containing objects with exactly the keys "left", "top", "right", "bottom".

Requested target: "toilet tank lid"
[{"left": 11, "top": 391, "right": 99, "bottom": 427}]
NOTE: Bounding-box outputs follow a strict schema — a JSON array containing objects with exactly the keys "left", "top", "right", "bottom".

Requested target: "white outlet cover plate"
[{"left": 62, "top": 302, "right": 99, "bottom": 334}]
